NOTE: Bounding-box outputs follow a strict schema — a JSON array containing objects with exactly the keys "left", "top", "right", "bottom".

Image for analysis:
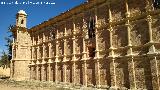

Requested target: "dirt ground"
[
  {"left": 0, "top": 79, "right": 70, "bottom": 90},
  {"left": 0, "top": 79, "right": 106, "bottom": 90}
]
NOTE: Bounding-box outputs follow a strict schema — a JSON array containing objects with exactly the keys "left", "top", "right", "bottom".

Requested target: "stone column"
[
  {"left": 94, "top": 7, "right": 101, "bottom": 87},
  {"left": 37, "top": 47, "right": 39, "bottom": 60},
  {"left": 42, "top": 44, "right": 46, "bottom": 81},
  {"left": 36, "top": 34, "right": 40, "bottom": 81},
  {"left": 63, "top": 26, "right": 67, "bottom": 83},
  {"left": 82, "top": 18, "right": 88, "bottom": 86},
  {"left": 63, "top": 63, "right": 67, "bottom": 83},
  {"left": 125, "top": 1, "right": 136, "bottom": 89},
  {"left": 36, "top": 42, "right": 39, "bottom": 81},
  {"left": 55, "top": 61, "right": 58, "bottom": 83},
  {"left": 147, "top": 15, "right": 153, "bottom": 43},
  {"left": 145, "top": 2, "right": 160, "bottom": 89},
  {"left": 48, "top": 62, "right": 51, "bottom": 82},
  {"left": 29, "top": 65, "right": 32, "bottom": 80},
  {"left": 32, "top": 47, "right": 35, "bottom": 60},
  {"left": 37, "top": 35, "right": 40, "bottom": 60},
  {"left": 146, "top": 15, "right": 156, "bottom": 54},
  {"left": 32, "top": 64, "right": 36, "bottom": 80},
  {"left": 43, "top": 32, "right": 45, "bottom": 43},
  {"left": 41, "top": 64, "right": 46, "bottom": 81},
  {"left": 150, "top": 56, "right": 160, "bottom": 90},
  {"left": 72, "top": 18, "right": 76, "bottom": 84},
  {"left": 125, "top": 0, "right": 136, "bottom": 89},
  {"left": 55, "top": 28, "right": 59, "bottom": 83},
  {"left": 30, "top": 63, "right": 35, "bottom": 80},
  {"left": 108, "top": 7, "right": 117, "bottom": 89},
  {"left": 32, "top": 36, "right": 35, "bottom": 59},
  {"left": 48, "top": 43, "right": 52, "bottom": 82},
  {"left": 36, "top": 34, "right": 40, "bottom": 80},
  {"left": 36, "top": 62, "right": 39, "bottom": 80}
]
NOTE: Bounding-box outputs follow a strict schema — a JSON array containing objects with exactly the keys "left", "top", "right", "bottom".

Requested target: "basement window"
[
  {"left": 88, "top": 17, "right": 95, "bottom": 38},
  {"left": 153, "top": 0, "right": 160, "bottom": 9}
]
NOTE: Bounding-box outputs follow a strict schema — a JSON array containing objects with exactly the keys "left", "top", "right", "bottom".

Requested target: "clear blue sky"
[{"left": 0, "top": 0, "right": 86, "bottom": 56}]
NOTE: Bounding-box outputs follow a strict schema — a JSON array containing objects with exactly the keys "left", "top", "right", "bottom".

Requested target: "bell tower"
[
  {"left": 16, "top": 10, "right": 27, "bottom": 28},
  {"left": 10, "top": 10, "right": 31, "bottom": 81}
]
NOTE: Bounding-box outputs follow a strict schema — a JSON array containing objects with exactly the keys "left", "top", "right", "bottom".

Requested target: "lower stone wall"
[
  {"left": 30, "top": 55, "right": 160, "bottom": 89},
  {"left": 11, "top": 60, "right": 30, "bottom": 81}
]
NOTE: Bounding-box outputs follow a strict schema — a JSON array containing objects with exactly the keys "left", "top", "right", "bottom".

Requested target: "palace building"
[{"left": 10, "top": 0, "right": 160, "bottom": 89}]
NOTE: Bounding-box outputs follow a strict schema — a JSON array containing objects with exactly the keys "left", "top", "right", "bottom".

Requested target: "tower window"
[
  {"left": 88, "top": 17, "right": 95, "bottom": 38},
  {"left": 21, "top": 20, "right": 24, "bottom": 24},
  {"left": 154, "top": 0, "right": 160, "bottom": 9}
]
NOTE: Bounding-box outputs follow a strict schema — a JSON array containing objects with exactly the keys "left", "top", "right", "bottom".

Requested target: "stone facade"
[{"left": 10, "top": 0, "right": 160, "bottom": 89}]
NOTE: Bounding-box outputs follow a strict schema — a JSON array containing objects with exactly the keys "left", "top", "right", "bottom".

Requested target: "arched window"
[
  {"left": 21, "top": 19, "right": 24, "bottom": 24},
  {"left": 154, "top": 0, "right": 160, "bottom": 9},
  {"left": 88, "top": 17, "right": 95, "bottom": 38}
]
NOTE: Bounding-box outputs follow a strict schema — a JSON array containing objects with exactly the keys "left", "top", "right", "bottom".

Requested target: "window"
[
  {"left": 21, "top": 19, "right": 24, "bottom": 24},
  {"left": 52, "top": 32, "right": 55, "bottom": 39},
  {"left": 88, "top": 46, "right": 95, "bottom": 57},
  {"left": 50, "top": 30, "right": 55, "bottom": 40},
  {"left": 154, "top": 0, "right": 160, "bottom": 9},
  {"left": 88, "top": 17, "right": 95, "bottom": 38}
]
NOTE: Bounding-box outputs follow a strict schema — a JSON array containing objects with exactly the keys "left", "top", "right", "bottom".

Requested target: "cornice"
[{"left": 28, "top": 0, "right": 106, "bottom": 33}]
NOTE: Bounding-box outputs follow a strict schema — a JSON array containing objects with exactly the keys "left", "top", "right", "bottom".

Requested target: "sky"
[{"left": 0, "top": 0, "right": 86, "bottom": 56}]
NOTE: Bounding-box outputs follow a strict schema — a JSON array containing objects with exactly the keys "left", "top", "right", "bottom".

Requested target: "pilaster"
[
  {"left": 29, "top": 65, "right": 32, "bottom": 80},
  {"left": 82, "top": 17, "right": 88, "bottom": 86},
  {"left": 55, "top": 27, "right": 59, "bottom": 83},
  {"left": 125, "top": 0, "right": 136, "bottom": 89},
  {"left": 31, "top": 47, "right": 35, "bottom": 60},
  {"left": 37, "top": 35, "right": 40, "bottom": 60},
  {"left": 72, "top": 16, "right": 76, "bottom": 84},
  {"left": 150, "top": 56, "right": 160, "bottom": 90},
  {"left": 108, "top": 6, "right": 117, "bottom": 89},
  {"left": 48, "top": 43, "right": 52, "bottom": 82},
  {"left": 94, "top": 7, "right": 101, "bottom": 87},
  {"left": 48, "top": 62, "right": 51, "bottom": 81},
  {"left": 41, "top": 64, "right": 45, "bottom": 81},
  {"left": 36, "top": 61, "right": 39, "bottom": 80},
  {"left": 54, "top": 61, "right": 58, "bottom": 83},
  {"left": 63, "top": 26, "right": 67, "bottom": 83},
  {"left": 41, "top": 44, "right": 46, "bottom": 81},
  {"left": 146, "top": 15, "right": 156, "bottom": 54}
]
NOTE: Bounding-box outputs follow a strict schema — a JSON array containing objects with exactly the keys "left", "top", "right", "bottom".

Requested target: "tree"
[
  {"left": 5, "top": 25, "right": 14, "bottom": 61},
  {"left": 0, "top": 25, "right": 14, "bottom": 68},
  {"left": 0, "top": 51, "right": 9, "bottom": 68}
]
